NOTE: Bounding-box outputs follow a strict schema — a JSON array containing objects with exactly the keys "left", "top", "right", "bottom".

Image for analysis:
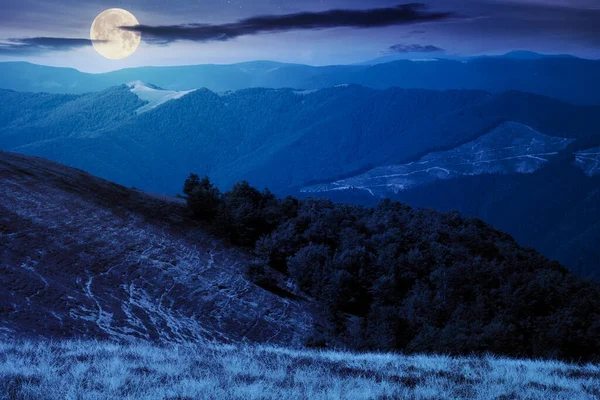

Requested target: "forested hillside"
[
  {"left": 0, "top": 86, "right": 144, "bottom": 149},
  {"left": 182, "top": 175, "right": 600, "bottom": 361}
]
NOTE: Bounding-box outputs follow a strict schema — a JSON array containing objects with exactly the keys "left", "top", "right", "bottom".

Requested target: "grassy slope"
[
  {"left": 0, "top": 340, "right": 599, "bottom": 400},
  {"left": 0, "top": 150, "right": 311, "bottom": 345}
]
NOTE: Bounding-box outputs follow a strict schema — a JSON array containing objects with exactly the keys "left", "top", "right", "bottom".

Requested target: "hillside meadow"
[{"left": 0, "top": 340, "right": 599, "bottom": 399}]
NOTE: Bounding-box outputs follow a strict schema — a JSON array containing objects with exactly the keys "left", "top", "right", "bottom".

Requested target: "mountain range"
[
  {"left": 1, "top": 54, "right": 600, "bottom": 105},
  {"left": 360, "top": 50, "right": 582, "bottom": 65}
]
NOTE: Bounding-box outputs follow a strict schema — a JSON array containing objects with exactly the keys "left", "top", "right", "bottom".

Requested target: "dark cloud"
[
  {"left": 387, "top": 44, "right": 444, "bottom": 53},
  {"left": 0, "top": 37, "right": 100, "bottom": 55},
  {"left": 121, "top": 3, "right": 454, "bottom": 44},
  {"left": 432, "top": 0, "right": 600, "bottom": 47}
]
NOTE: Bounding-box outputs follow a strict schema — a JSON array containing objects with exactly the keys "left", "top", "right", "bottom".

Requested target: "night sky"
[{"left": 1, "top": 0, "right": 599, "bottom": 72}]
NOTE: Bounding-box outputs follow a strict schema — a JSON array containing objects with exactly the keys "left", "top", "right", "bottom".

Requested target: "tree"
[
  {"left": 187, "top": 176, "right": 221, "bottom": 219},
  {"left": 287, "top": 244, "right": 331, "bottom": 295},
  {"left": 183, "top": 173, "right": 201, "bottom": 196},
  {"left": 216, "top": 181, "right": 280, "bottom": 245}
]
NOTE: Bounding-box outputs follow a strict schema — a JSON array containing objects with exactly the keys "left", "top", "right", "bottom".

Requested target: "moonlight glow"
[{"left": 90, "top": 9, "right": 141, "bottom": 60}]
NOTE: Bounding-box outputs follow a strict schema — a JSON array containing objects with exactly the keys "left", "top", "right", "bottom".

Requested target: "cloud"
[
  {"left": 121, "top": 3, "right": 454, "bottom": 44},
  {"left": 0, "top": 37, "right": 100, "bottom": 55},
  {"left": 387, "top": 44, "right": 445, "bottom": 53},
  {"left": 432, "top": 0, "right": 600, "bottom": 47}
]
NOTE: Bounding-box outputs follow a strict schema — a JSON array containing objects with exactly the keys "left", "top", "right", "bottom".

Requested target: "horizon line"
[{"left": 0, "top": 50, "right": 596, "bottom": 74}]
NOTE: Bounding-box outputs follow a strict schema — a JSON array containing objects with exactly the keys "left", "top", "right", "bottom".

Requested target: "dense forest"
[{"left": 184, "top": 174, "right": 600, "bottom": 362}]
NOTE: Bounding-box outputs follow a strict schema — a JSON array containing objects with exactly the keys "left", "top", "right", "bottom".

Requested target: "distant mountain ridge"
[
  {"left": 302, "top": 122, "right": 575, "bottom": 195},
  {"left": 2, "top": 55, "right": 600, "bottom": 105},
  {"left": 10, "top": 84, "right": 600, "bottom": 194},
  {"left": 127, "top": 81, "right": 196, "bottom": 114},
  {"left": 360, "top": 50, "right": 581, "bottom": 65}
]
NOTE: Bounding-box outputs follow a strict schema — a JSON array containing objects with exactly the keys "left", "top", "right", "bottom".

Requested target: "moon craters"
[{"left": 90, "top": 9, "right": 141, "bottom": 60}]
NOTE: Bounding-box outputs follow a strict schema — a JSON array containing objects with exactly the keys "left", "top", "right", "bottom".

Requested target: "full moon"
[{"left": 90, "top": 9, "right": 141, "bottom": 60}]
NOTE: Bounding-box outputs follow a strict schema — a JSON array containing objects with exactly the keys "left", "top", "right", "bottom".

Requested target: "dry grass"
[{"left": 0, "top": 340, "right": 599, "bottom": 399}]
